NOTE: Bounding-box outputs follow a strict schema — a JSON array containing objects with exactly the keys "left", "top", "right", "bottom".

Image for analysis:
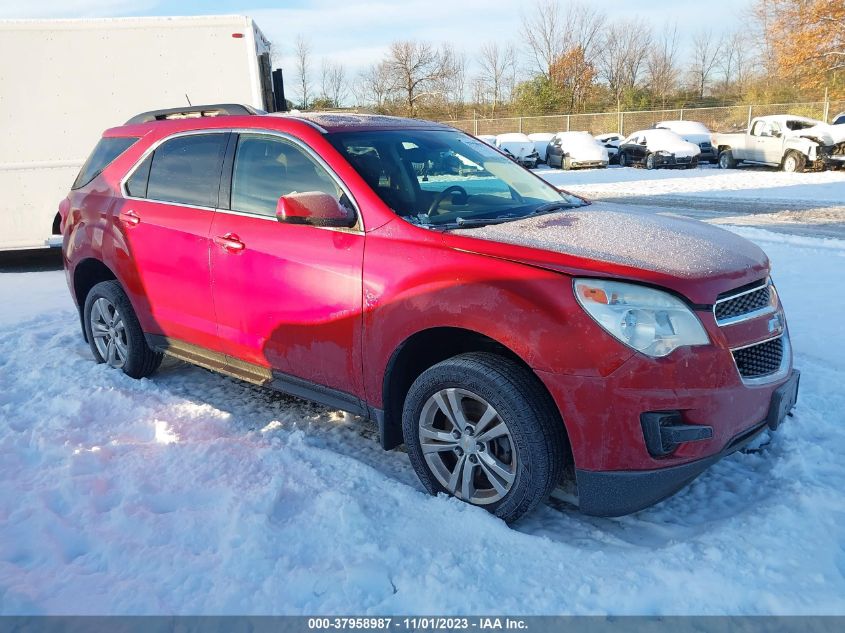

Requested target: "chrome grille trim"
[
  {"left": 730, "top": 331, "right": 791, "bottom": 386},
  {"left": 714, "top": 278, "right": 776, "bottom": 326}
]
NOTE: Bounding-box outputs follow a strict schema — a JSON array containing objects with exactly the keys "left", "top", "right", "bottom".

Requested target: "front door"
[
  {"left": 210, "top": 132, "right": 365, "bottom": 398},
  {"left": 117, "top": 132, "right": 229, "bottom": 348}
]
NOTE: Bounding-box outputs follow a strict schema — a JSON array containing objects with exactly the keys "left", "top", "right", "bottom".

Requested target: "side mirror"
[
  {"left": 276, "top": 192, "right": 355, "bottom": 228},
  {"left": 639, "top": 139, "right": 647, "bottom": 145}
]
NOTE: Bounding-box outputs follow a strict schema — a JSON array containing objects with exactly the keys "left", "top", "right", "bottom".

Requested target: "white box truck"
[{"left": 0, "top": 15, "right": 277, "bottom": 251}]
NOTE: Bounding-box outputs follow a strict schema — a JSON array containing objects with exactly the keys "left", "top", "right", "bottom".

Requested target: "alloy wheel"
[
  {"left": 90, "top": 297, "right": 129, "bottom": 368},
  {"left": 418, "top": 388, "right": 517, "bottom": 505}
]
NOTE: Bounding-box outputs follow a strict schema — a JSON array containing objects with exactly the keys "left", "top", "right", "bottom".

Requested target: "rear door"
[
  {"left": 209, "top": 132, "right": 365, "bottom": 398},
  {"left": 117, "top": 131, "right": 228, "bottom": 349}
]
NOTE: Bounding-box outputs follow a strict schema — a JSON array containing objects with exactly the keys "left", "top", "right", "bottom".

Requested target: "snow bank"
[{"left": 1, "top": 228, "right": 845, "bottom": 615}]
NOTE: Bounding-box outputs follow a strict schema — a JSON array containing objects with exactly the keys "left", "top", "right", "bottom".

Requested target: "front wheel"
[
  {"left": 782, "top": 150, "right": 806, "bottom": 173},
  {"left": 402, "top": 352, "right": 567, "bottom": 523},
  {"left": 618, "top": 152, "right": 628, "bottom": 167},
  {"left": 645, "top": 153, "right": 656, "bottom": 170},
  {"left": 718, "top": 150, "right": 737, "bottom": 169},
  {"left": 84, "top": 280, "right": 162, "bottom": 378}
]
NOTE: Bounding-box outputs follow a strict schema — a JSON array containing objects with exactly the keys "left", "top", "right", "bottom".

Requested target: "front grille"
[
  {"left": 732, "top": 336, "right": 784, "bottom": 379},
  {"left": 715, "top": 283, "right": 771, "bottom": 323},
  {"left": 700, "top": 142, "right": 712, "bottom": 149}
]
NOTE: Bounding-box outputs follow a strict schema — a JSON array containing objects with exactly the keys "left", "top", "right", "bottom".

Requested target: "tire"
[
  {"left": 686, "top": 158, "right": 699, "bottom": 169},
  {"left": 645, "top": 153, "right": 656, "bottom": 170},
  {"left": 545, "top": 150, "right": 551, "bottom": 166},
  {"left": 562, "top": 157, "right": 571, "bottom": 171},
  {"left": 718, "top": 149, "right": 737, "bottom": 169},
  {"left": 83, "top": 280, "right": 163, "bottom": 379},
  {"left": 618, "top": 152, "right": 628, "bottom": 167},
  {"left": 402, "top": 352, "right": 567, "bottom": 523},
  {"left": 782, "top": 150, "right": 806, "bottom": 173}
]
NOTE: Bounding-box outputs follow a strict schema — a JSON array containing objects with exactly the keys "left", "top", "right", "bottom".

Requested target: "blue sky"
[{"left": 2, "top": 1, "right": 754, "bottom": 80}]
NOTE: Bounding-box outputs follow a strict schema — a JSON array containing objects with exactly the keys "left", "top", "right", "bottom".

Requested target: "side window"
[
  {"left": 230, "top": 134, "right": 345, "bottom": 218},
  {"left": 146, "top": 134, "right": 228, "bottom": 207},
  {"left": 751, "top": 121, "right": 766, "bottom": 137},
  {"left": 125, "top": 155, "right": 152, "bottom": 198},
  {"left": 73, "top": 136, "right": 138, "bottom": 189}
]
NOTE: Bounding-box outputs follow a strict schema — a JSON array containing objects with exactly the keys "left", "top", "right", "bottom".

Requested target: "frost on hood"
[{"left": 458, "top": 201, "right": 767, "bottom": 278}]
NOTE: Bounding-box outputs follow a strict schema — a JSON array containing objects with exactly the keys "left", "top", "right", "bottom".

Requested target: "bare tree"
[
  {"left": 598, "top": 18, "right": 653, "bottom": 106},
  {"left": 478, "top": 41, "right": 516, "bottom": 115},
  {"left": 689, "top": 29, "right": 723, "bottom": 99},
  {"left": 385, "top": 40, "right": 448, "bottom": 116},
  {"left": 646, "top": 22, "right": 680, "bottom": 108},
  {"left": 437, "top": 45, "right": 467, "bottom": 119},
  {"left": 320, "top": 59, "right": 347, "bottom": 108},
  {"left": 522, "top": 0, "right": 605, "bottom": 81},
  {"left": 357, "top": 61, "right": 393, "bottom": 111},
  {"left": 522, "top": 0, "right": 564, "bottom": 78},
  {"left": 294, "top": 34, "right": 313, "bottom": 109},
  {"left": 719, "top": 30, "right": 754, "bottom": 94}
]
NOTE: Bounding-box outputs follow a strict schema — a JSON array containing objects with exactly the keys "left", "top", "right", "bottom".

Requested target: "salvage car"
[
  {"left": 495, "top": 132, "right": 540, "bottom": 168},
  {"left": 712, "top": 115, "right": 845, "bottom": 172},
  {"left": 618, "top": 129, "right": 701, "bottom": 169},
  {"left": 654, "top": 120, "right": 718, "bottom": 163},
  {"left": 595, "top": 133, "right": 622, "bottom": 164},
  {"left": 545, "top": 131, "right": 609, "bottom": 169},
  {"left": 60, "top": 106, "right": 799, "bottom": 523},
  {"left": 527, "top": 132, "right": 555, "bottom": 164},
  {"left": 832, "top": 112, "right": 845, "bottom": 126}
]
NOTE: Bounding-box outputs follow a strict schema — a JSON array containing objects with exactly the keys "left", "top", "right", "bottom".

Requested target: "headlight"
[
  {"left": 574, "top": 279, "right": 709, "bottom": 357},
  {"left": 656, "top": 150, "right": 672, "bottom": 156}
]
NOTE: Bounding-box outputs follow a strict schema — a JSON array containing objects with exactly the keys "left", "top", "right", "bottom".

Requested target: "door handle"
[
  {"left": 214, "top": 233, "right": 245, "bottom": 252},
  {"left": 119, "top": 210, "right": 141, "bottom": 226}
]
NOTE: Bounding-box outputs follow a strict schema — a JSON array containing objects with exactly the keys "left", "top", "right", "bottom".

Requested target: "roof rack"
[{"left": 125, "top": 104, "right": 263, "bottom": 125}]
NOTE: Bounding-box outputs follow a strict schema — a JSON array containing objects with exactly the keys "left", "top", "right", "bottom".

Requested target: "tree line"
[{"left": 286, "top": 0, "right": 844, "bottom": 119}]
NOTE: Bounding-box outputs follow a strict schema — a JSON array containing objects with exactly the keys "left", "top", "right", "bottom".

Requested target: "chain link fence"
[{"left": 447, "top": 100, "right": 845, "bottom": 137}]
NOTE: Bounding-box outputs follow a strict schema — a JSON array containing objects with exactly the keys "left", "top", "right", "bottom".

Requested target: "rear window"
[
  {"left": 145, "top": 134, "right": 228, "bottom": 208},
  {"left": 72, "top": 137, "right": 138, "bottom": 189}
]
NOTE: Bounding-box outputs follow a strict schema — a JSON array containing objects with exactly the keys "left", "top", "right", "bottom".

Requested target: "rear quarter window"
[{"left": 72, "top": 137, "right": 138, "bottom": 189}]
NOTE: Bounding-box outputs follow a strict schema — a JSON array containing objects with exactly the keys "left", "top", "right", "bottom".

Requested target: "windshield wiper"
[
  {"left": 527, "top": 200, "right": 582, "bottom": 216},
  {"left": 454, "top": 215, "right": 518, "bottom": 227}
]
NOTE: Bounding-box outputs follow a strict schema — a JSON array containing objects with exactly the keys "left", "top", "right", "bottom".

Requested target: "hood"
[
  {"left": 792, "top": 123, "right": 845, "bottom": 146},
  {"left": 564, "top": 141, "right": 608, "bottom": 161},
  {"left": 646, "top": 137, "right": 700, "bottom": 157},
  {"left": 497, "top": 140, "right": 535, "bottom": 158},
  {"left": 446, "top": 201, "right": 769, "bottom": 303}
]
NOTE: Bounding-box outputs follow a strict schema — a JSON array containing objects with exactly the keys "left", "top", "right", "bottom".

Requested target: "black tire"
[
  {"left": 645, "top": 153, "right": 656, "bottom": 170},
  {"left": 686, "top": 157, "right": 699, "bottom": 169},
  {"left": 83, "top": 280, "right": 162, "bottom": 379},
  {"left": 718, "top": 149, "right": 737, "bottom": 169},
  {"left": 402, "top": 352, "right": 567, "bottom": 523},
  {"left": 782, "top": 150, "right": 806, "bottom": 173},
  {"left": 618, "top": 151, "right": 628, "bottom": 167}
]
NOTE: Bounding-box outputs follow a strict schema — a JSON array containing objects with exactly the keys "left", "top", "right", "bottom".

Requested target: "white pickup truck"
[{"left": 711, "top": 115, "right": 845, "bottom": 172}]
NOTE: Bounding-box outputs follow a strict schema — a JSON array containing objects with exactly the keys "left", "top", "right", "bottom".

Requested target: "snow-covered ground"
[
  {"left": 2, "top": 200, "right": 845, "bottom": 615},
  {"left": 539, "top": 164, "right": 845, "bottom": 205}
]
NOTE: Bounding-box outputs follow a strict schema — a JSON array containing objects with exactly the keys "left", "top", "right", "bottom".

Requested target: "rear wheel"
[
  {"left": 402, "top": 352, "right": 567, "bottom": 523},
  {"left": 84, "top": 280, "right": 162, "bottom": 379},
  {"left": 618, "top": 152, "right": 628, "bottom": 167},
  {"left": 782, "top": 150, "right": 806, "bottom": 173},
  {"left": 718, "top": 149, "right": 737, "bottom": 169}
]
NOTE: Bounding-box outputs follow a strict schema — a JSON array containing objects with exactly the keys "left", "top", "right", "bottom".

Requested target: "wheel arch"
[
  {"left": 72, "top": 258, "right": 119, "bottom": 341},
  {"left": 379, "top": 326, "right": 570, "bottom": 459}
]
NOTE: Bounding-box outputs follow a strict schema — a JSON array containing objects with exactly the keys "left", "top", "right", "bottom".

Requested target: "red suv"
[{"left": 61, "top": 105, "right": 799, "bottom": 522}]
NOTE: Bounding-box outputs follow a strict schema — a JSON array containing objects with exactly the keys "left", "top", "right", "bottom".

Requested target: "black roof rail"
[{"left": 125, "top": 104, "right": 264, "bottom": 125}]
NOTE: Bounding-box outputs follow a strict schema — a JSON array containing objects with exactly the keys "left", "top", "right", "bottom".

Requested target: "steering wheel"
[{"left": 427, "top": 185, "right": 469, "bottom": 216}]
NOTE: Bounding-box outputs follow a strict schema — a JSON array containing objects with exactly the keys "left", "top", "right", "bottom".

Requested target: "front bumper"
[
  {"left": 575, "top": 368, "right": 799, "bottom": 516},
  {"left": 654, "top": 153, "right": 697, "bottom": 168}
]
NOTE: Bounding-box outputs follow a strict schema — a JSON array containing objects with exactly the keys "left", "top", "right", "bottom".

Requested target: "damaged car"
[{"left": 712, "top": 115, "right": 845, "bottom": 172}]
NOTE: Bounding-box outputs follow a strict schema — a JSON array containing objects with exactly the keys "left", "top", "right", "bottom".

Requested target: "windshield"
[{"left": 328, "top": 129, "right": 584, "bottom": 227}]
